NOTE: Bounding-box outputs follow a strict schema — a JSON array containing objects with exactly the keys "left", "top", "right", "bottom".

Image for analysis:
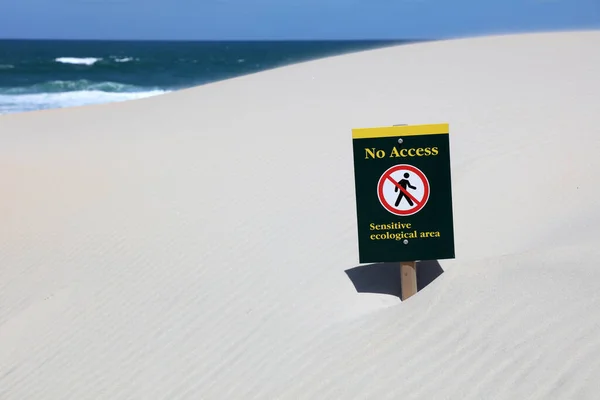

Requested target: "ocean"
[{"left": 0, "top": 39, "right": 411, "bottom": 115}]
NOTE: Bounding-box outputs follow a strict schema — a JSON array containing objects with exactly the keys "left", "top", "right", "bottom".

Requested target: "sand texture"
[{"left": 1, "top": 30, "right": 600, "bottom": 399}]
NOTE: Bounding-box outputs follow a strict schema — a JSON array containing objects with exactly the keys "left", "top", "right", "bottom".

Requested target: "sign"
[{"left": 351, "top": 123, "right": 455, "bottom": 263}]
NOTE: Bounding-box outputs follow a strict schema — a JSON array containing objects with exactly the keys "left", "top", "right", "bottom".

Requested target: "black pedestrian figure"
[{"left": 395, "top": 172, "right": 417, "bottom": 207}]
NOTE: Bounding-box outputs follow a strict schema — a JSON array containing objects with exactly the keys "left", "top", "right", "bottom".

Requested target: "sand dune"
[{"left": 2, "top": 30, "right": 600, "bottom": 399}]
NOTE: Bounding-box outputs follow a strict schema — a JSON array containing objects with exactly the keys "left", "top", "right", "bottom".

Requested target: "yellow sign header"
[{"left": 352, "top": 123, "right": 449, "bottom": 139}]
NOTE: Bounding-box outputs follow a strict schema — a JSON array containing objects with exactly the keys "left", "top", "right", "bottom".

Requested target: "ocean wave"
[
  {"left": 112, "top": 56, "right": 134, "bottom": 63},
  {"left": 55, "top": 57, "right": 102, "bottom": 66},
  {"left": 0, "top": 79, "right": 159, "bottom": 95},
  {"left": 0, "top": 64, "right": 14, "bottom": 70},
  {"left": 0, "top": 79, "right": 169, "bottom": 114},
  {"left": 53, "top": 56, "right": 136, "bottom": 66},
  {"left": 0, "top": 89, "right": 169, "bottom": 115}
]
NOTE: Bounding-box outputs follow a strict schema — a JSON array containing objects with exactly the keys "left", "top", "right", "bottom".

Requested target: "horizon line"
[{"left": 0, "top": 37, "right": 434, "bottom": 42}]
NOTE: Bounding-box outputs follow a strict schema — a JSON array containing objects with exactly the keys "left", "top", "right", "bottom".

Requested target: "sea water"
[{"left": 0, "top": 39, "right": 410, "bottom": 115}]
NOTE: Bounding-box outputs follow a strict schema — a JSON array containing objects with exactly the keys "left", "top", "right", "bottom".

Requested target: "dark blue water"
[{"left": 0, "top": 39, "right": 413, "bottom": 114}]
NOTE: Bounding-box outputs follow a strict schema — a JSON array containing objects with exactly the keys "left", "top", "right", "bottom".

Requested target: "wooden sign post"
[
  {"left": 400, "top": 261, "right": 417, "bottom": 300},
  {"left": 351, "top": 123, "right": 455, "bottom": 301}
]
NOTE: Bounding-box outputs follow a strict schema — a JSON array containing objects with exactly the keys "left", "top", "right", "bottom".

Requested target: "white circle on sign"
[{"left": 377, "top": 164, "right": 430, "bottom": 216}]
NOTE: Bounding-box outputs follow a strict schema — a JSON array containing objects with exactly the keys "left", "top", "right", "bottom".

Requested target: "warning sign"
[
  {"left": 377, "top": 164, "right": 430, "bottom": 216},
  {"left": 351, "top": 123, "right": 455, "bottom": 264}
]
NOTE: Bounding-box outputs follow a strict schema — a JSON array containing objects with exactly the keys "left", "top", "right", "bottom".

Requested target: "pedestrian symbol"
[{"left": 377, "top": 164, "right": 430, "bottom": 216}]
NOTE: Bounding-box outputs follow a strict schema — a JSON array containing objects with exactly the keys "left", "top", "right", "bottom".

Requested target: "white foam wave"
[
  {"left": 0, "top": 90, "right": 169, "bottom": 115},
  {"left": 114, "top": 57, "right": 134, "bottom": 63},
  {"left": 55, "top": 57, "right": 102, "bottom": 66}
]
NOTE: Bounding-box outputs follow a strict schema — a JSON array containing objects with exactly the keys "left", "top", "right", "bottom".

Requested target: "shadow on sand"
[{"left": 344, "top": 260, "right": 444, "bottom": 299}]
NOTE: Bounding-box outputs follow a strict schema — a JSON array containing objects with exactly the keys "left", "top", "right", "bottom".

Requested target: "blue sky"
[{"left": 1, "top": 0, "right": 599, "bottom": 40}]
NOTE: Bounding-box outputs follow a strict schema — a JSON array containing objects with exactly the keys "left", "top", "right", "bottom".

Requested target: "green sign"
[{"left": 351, "top": 123, "right": 455, "bottom": 264}]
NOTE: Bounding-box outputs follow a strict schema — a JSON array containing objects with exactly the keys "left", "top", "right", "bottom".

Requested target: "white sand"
[{"left": 1, "top": 30, "right": 600, "bottom": 399}]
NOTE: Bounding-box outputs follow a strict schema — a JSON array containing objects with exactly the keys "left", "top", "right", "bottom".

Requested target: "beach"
[{"left": 1, "top": 30, "right": 600, "bottom": 399}]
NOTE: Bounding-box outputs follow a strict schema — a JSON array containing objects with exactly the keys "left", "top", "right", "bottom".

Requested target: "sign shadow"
[{"left": 344, "top": 260, "right": 444, "bottom": 299}]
